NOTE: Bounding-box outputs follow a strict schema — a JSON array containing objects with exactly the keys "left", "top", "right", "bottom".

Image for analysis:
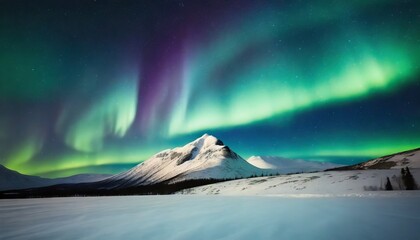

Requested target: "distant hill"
[
  {"left": 329, "top": 148, "right": 420, "bottom": 171},
  {"left": 0, "top": 164, "right": 111, "bottom": 191},
  {"left": 247, "top": 156, "right": 342, "bottom": 173}
]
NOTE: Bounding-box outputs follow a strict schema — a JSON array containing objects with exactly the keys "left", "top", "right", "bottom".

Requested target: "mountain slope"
[
  {"left": 179, "top": 169, "right": 420, "bottom": 196},
  {"left": 181, "top": 147, "right": 420, "bottom": 196},
  {"left": 101, "top": 134, "right": 264, "bottom": 188},
  {"left": 0, "top": 164, "right": 111, "bottom": 191},
  {"left": 247, "top": 156, "right": 342, "bottom": 173},
  {"left": 0, "top": 165, "right": 48, "bottom": 191},
  {"left": 330, "top": 148, "right": 420, "bottom": 170}
]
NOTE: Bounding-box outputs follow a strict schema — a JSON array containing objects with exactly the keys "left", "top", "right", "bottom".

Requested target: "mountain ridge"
[
  {"left": 328, "top": 147, "right": 420, "bottom": 171},
  {"left": 0, "top": 164, "right": 112, "bottom": 191}
]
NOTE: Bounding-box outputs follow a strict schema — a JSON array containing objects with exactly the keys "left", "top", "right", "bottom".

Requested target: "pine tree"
[
  {"left": 404, "top": 167, "right": 418, "bottom": 190},
  {"left": 385, "top": 177, "right": 393, "bottom": 191}
]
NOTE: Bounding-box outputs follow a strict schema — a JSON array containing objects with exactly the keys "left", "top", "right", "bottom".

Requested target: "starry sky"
[{"left": 1, "top": 0, "right": 419, "bottom": 177}]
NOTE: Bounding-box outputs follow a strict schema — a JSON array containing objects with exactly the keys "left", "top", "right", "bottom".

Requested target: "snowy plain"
[
  {"left": 180, "top": 169, "right": 420, "bottom": 195},
  {"left": 1, "top": 194, "right": 420, "bottom": 240}
]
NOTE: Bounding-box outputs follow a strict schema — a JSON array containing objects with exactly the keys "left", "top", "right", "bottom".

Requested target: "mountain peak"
[{"left": 189, "top": 134, "right": 224, "bottom": 150}]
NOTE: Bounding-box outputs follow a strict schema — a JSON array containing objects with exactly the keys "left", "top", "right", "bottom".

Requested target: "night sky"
[{"left": 1, "top": 0, "right": 419, "bottom": 177}]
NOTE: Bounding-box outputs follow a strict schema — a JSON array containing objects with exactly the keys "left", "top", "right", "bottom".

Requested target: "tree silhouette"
[
  {"left": 385, "top": 177, "right": 393, "bottom": 191},
  {"left": 403, "top": 167, "right": 418, "bottom": 190}
]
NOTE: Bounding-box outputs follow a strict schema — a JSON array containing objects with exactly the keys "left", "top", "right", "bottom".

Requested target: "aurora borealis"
[{"left": 0, "top": 0, "right": 419, "bottom": 177}]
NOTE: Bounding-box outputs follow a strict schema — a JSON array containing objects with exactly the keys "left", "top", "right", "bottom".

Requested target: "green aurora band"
[{"left": 168, "top": 2, "right": 418, "bottom": 135}]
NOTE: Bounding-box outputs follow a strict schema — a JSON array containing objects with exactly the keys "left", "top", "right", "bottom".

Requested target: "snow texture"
[
  {"left": 1, "top": 194, "right": 420, "bottom": 240},
  {"left": 180, "top": 169, "right": 420, "bottom": 195},
  {"left": 362, "top": 148, "right": 420, "bottom": 169},
  {"left": 335, "top": 148, "right": 420, "bottom": 170}
]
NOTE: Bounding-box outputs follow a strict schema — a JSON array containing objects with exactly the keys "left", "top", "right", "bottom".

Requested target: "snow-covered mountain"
[
  {"left": 0, "top": 164, "right": 112, "bottom": 191},
  {"left": 100, "top": 134, "right": 264, "bottom": 188},
  {"left": 331, "top": 148, "right": 420, "bottom": 170},
  {"left": 247, "top": 156, "right": 342, "bottom": 173}
]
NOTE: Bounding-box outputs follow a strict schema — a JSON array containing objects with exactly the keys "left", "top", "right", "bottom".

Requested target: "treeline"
[
  {"left": 0, "top": 178, "right": 231, "bottom": 199},
  {"left": 385, "top": 167, "right": 418, "bottom": 191},
  {"left": 249, "top": 172, "right": 289, "bottom": 178},
  {"left": 248, "top": 171, "right": 312, "bottom": 178}
]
